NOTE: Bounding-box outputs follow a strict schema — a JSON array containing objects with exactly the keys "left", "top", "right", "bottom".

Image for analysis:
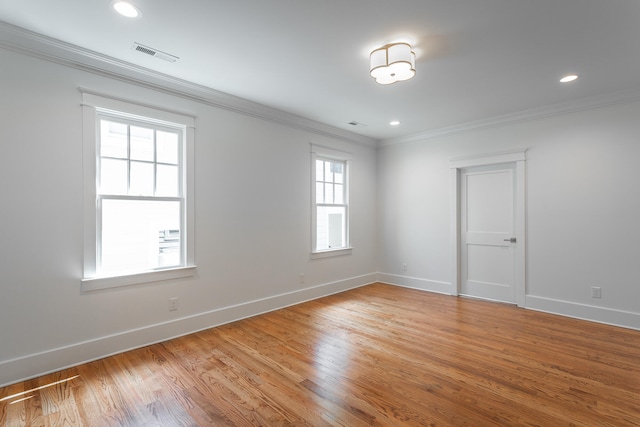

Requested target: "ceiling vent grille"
[
  {"left": 348, "top": 121, "right": 367, "bottom": 127},
  {"left": 132, "top": 43, "right": 179, "bottom": 63}
]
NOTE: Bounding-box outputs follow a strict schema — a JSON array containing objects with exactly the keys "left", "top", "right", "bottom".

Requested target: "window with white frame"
[
  {"left": 82, "top": 92, "right": 195, "bottom": 290},
  {"left": 98, "top": 114, "right": 184, "bottom": 274},
  {"left": 312, "top": 146, "right": 351, "bottom": 256}
]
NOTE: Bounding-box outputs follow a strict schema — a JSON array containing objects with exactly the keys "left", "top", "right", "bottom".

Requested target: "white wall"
[
  {"left": 3, "top": 30, "right": 640, "bottom": 387},
  {"left": 0, "top": 47, "right": 378, "bottom": 386},
  {"left": 378, "top": 100, "right": 640, "bottom": 329}
]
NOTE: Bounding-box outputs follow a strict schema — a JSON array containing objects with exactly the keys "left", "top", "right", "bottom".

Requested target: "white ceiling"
[{"left": 2, "top": 0, "right": 640, "bottom": 142}]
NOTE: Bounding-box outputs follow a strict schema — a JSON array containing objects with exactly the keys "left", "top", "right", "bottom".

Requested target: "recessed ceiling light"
[
  {"left": 560, "top": 74, "right": 579, "bottom": 83},
  {"left": 390, "top": 121, "right": 400, "bottom": 126},
  {"left": 113, "top": 1, "right": 141, "bottom": 18}
]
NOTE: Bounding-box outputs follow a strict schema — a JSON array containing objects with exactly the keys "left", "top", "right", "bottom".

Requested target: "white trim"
[
  {"left": 0, "top": 22, "right": 376, "bottom": 148},
  {"left": 81, "top": 266, "right": 197, "bottom": 292},
  {"left": 184, "top": 126, "right": 196, "bottom": 267},
  {"left": 514, "top": 160, "right": 526, "bottom": 307},
  {"left": 6, "top": 22, "right": 640, "bottom": 149},
  {"left": 82, "top": 89, "right": 195, "bottom": 127},
  {"left": 449, "top": 167, "right": 460, "bottom": 297},
  {"left": 377, "top": 273, "right": 452, "bottom": 295},
  {"left": 311, "top": 247, "right": 353, "bottom": 259},
  {"left": 82, "top": 92, "right": 196, "bottom": 288},
  {"left": 0, "top": 273, "right": 377, "bottom": 387},
  {"left": 450, "top": 151, "right": 527, "bottom": 307},
  {"left": 310, "top": 144, "right": 353, "bottom": 161},
  {"left": 376, "top": 279, "right": 640, "bottom": 331},
  {"left": 380, "top": 86, "right": 640, "bottom": 147},
  {"left": 526, "top": 295, "right": 640, "bottom": 331},
  {"left": 82, "top": 104, "right": 99, "bottom": 278},
  {"left": 311, "top": 145, "right": 351, "bottom": 254},
  {"left": 449, "top": 150, "right": 526, "bottom": 169}
]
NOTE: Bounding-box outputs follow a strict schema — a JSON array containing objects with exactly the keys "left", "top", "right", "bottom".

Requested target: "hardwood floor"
[{"left": 1, "top": 283, "right": 639, "bottom": 426}]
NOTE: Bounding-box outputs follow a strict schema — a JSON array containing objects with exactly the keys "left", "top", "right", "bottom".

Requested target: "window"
[
  {"left": 311, "top": 145, "right": 352, "bottom": 257},
  {"left": 82, "top": 92, "right": 195, "bottom": 290},
  {"left": 98, "top": 115, "right": 183, "bottom": 274}
]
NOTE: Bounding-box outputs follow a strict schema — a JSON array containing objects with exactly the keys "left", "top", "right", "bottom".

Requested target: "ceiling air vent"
[
  {"left": 132, "top": 43, "right": 179, "bottom": 63},
  {"left": 348, "top": 121, "right": 367, "bottom": 127}
]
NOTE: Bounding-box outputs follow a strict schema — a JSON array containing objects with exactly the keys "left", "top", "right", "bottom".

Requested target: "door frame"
[{"left": 450, "top": 151, "right": 526, "bottom": 307}]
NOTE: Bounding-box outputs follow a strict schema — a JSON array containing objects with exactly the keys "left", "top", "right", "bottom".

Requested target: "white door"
[{"left": 460, "top": 164, "right": 516, "bottom": 303}]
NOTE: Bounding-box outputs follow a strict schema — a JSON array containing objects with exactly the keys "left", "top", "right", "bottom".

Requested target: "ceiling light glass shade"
[
  {"left": 113, "top": 1, "right": 140, "bottom": 18},
  {"left": 370, "top": 43, "right": 416, "bottom": 85}
]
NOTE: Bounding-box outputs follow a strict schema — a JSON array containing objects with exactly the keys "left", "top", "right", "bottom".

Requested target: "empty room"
[{"left": 1, "top": 1, "right": 639, "bottom": 425}]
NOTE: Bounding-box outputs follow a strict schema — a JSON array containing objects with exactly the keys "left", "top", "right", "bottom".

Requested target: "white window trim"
[
  {"left": 81, "top": 266, "right": 197, "bottom": 292},
  {"left": 310, "top": 247, "right": 353, "bottom": 259},
  {"left": 81, "top": 90, "right": 196, "bottom": 291},
  {"left": 311, "top": 144, "right": 353, "bottom": 258}
]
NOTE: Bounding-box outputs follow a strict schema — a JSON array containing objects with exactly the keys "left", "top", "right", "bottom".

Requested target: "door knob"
[{"left": 504, "top": 237, "right": 517, "bottom": 243}]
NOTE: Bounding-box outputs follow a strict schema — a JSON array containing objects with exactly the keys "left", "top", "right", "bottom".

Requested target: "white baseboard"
[
  {"left": 525, "top": 295, "right": 640, "bottom": 331},
  {"left": 379, "top": 273, "right": 640, "bottom": 331},
  {"left": 378, "top": 273, "right": 453, "bottom": 295},
  {"left": 0, "top": 273, "right": 377, "bottom": 387}
]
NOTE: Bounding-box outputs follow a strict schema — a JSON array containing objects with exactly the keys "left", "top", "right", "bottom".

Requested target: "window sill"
[
  {"left": 311, "top": 247, "right": 353, "bottom": 259},
  {"left": 82, "top": 265, "right": 197, "bottom": 292}
]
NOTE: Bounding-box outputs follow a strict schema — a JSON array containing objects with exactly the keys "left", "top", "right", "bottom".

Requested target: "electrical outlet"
[
  {"left": 169, "top": 297, "right": 179, "bottom": 311},
  {"left": 591, "top": 287, "right": 602, "bottom": 299},
  {"left": 402, "top": 263, "right": 407, "bottom": 272},
  {"left": 299, "top": 274, "right": 305, "bottom": 284}
]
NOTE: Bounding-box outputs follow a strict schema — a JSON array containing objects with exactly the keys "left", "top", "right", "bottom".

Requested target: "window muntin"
[
  {"left": 314, "top": 157, "right": 349, "bottom": 252},
  {"left": 97, "top": 114, "right": 185, "bottom": 276}
]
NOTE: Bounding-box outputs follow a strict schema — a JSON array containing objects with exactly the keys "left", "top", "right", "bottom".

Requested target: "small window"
[
  {"left": 82, "top": 92, "right": 195, "bottom": 290},
  {"left": 311, "top": 146, "right": 351, "bottom": 256}
]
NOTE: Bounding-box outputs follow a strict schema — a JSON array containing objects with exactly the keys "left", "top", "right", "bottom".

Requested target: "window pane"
[
  {"left": 328, "top": 211, "right": 345, "bottom": 248},
  {"left": 325, "top": 183, "right": 334, "bottom": 204},
  {"left": 331, "top": 161, "right": 343, "bottom": 175},
  {"left": 157, "top": 131, "right": 179, "bottom": 164},
  {"left": 157, "top": 164, "right": 178, "bottom": 197},
  {"left": 334, "top": 183, "right": 344, "bottom": 204},
  {"left": 100, "top": 120, "right": 127, "bottom": 158},
  {"left": 325, "top": 162, "right": 333, "bottom": 183},
  {"left": 101, "top": 199, "right": 181, "bottom": 275},
  {"left": 334, "top": 163, "right": 344, "bottom": 184},
  {"left": 316, "top": 206, "right": 346, "bottom": 250},
  {"left": 130, "top": 161, "right": 154, "bottom": 196},
  {"left": 100, "top": 158, "right": 128, "bottom": 194},
  {"left": 316, "top": 160, "right": 324, "bottom": 182},
  {"left": 130, "top": 126, "right": 154, "bottom": 161}
]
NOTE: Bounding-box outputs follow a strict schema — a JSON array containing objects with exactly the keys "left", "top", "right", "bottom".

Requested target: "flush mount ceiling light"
[
  {"left": 113, "top": 1, "right": 141, "bottom": 18},
  {"left": 370, "top": 42, "right": 416, "bottom": 85},
  {"left": 560, "top": 74, "right": 579, "bottom": 83}
]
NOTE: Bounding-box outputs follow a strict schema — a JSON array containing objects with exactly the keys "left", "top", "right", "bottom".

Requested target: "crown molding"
[
  {"left": 379, "top": 86, "right": 640, "bottom": 147},
  {"left": 8, "top": 20, "right": 638, "bottom": 150},
  {"left": 0, "top": 21, "right": 377, "bottom": 148}
]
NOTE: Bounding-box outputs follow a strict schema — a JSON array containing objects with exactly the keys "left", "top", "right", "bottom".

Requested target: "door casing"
[{"left": 450, "top": 151, "right": 526, "bottom": 307}]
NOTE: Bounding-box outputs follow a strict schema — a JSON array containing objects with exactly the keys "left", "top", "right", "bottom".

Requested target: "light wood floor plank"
[{"left": 1, "top": 283, "right": 639, "bottom": 426}]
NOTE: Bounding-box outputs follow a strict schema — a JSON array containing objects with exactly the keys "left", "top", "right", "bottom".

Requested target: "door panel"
[{"left": 461, "top": 164, "right": 516, "bottom": 303}]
